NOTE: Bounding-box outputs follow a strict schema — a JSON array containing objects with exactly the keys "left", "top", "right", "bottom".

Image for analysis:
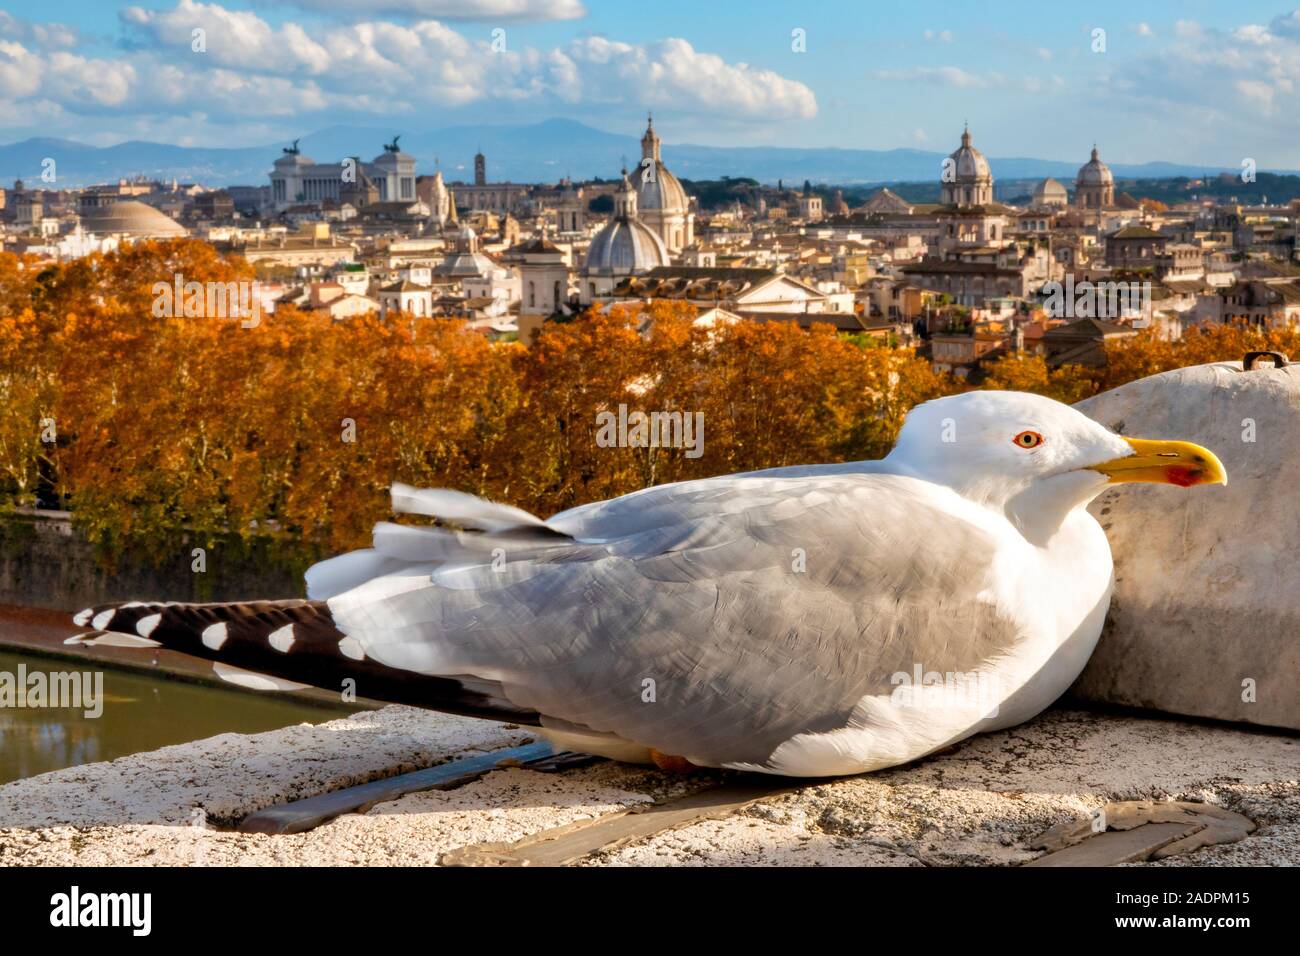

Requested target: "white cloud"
[
  {"left": 1236, "top": 78, "right": 1277, "bottom": 113},
  {"left": 123, "top": 1, "right": 332, "bottom": 75},
  {"left": 1231, "top": 23, "right": 1276, "bottom": 45},
  {"left": 46, "top": 52, "right": 138, "bottom": 108},
  {"left": 923, "top": 29, "right": 954, "bottom": 43},
  {"left": 0, "top": 11, "right": 78, "bottom": 50},
  {"left": 0, "top": 0, "right": 817, "bottom": 137},
  {"left": 0, "top": 40, "right": 140, "bottom": 107},
  {"left": 558, "top": 36, "right": 816, "bottom": 118},
  {"left": 872, "top": 66, "right": 1060, "bottom": 94},
  {"left": 874, "top": 66, "right": 987, "bottom": 88},
  {"left": 1135, "top": 22, "right": 1153, "bottom": 37},
  {"left": 0, "top": 40, "right": 44, "bottom": 99},
  {"left": 1097, "top": 10, "right": 1300, "bottom": 160},
  {"left": 254, "top": 0, "right": 587, "bottom": 21}
]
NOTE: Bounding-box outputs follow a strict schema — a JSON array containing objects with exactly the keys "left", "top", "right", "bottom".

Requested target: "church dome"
[
  {"left": 585, "top": 220, "right": 669, "bottom": 275},
  {"left": 1077, "top": 147, "right": 1113, "bottom": 187},
  {"left": 1032, "top": 177, "right": 1068, "bottom": 207},
  {"left": 80, "top": 200, "right": 186, "bottom": 238},
  {"left": 948, "top": 127, "right": 991, "bottom": 183},
  {"left": 637, "top": 163, "right": 688, "bottom": 213},
  {"left": 585, "top": 170, "right": 669, "bottom": 275},
  {"left": 941, "top": 126, "right": 995, "bottom": 207},
  {"left": 634, "top": 116, "right": 689, "bottom": 214}
]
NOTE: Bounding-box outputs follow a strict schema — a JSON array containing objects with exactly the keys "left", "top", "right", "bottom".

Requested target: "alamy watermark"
[
  {"left": 152, "top": 273, "right": 262, "bottom": 328},
  {"left": 889, "top": 663, "right": 1001, "bottom": 719},
  {"left": 1041, "top": 275, "right": 1151, "bottom": 327},
  {"left": 50, "top": 886, "right": 151, "bottom": 936},
  {"left": 0, "top": 663, "right": 103, "bottom": 718},
  {"left": 596, "top": 404, "right": 704, "bottom": 459}
]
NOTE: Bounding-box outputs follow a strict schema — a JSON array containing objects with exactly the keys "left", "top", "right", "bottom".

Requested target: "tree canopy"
[{"left": 1, "top": 240, "right": 1293, "bottom": 570}]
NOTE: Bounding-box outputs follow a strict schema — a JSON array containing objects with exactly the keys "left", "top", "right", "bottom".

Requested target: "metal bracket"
[{"left": 1242, "top": 350, "right": 1289, "bottom": 370}]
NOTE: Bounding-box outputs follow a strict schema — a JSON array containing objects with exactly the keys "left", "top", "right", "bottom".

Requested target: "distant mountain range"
[{"left": 0, "top": 119, "right": 1288, "bottom": 190}]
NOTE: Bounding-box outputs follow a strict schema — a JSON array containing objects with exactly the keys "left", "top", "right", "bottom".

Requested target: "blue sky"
[{"left": 3, "top": 1, "right": 1300, "bottom": 166}]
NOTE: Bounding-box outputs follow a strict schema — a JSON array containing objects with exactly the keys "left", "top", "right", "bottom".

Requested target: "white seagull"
[{"left": 75, "top": 390, "right": 1225, "bottom": 777}]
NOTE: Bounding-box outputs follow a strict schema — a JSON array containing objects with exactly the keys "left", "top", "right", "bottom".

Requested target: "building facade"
[{"left": 269, "top": 139, "right": 416, "bottom": 212}]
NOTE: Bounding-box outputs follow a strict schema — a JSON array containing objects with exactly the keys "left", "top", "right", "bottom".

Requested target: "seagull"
[{"left": 74, "top": 391, "right": 1225, "bottom": 777}]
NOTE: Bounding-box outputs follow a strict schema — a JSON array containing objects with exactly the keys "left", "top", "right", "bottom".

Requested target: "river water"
[{"left": 0, "top": 649, "right": 350, "bottom": 785}]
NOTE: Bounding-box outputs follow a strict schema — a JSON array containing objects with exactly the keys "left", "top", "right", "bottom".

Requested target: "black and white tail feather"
[{"left": 69, "top": 482, "right": 569, "bottom": 726}]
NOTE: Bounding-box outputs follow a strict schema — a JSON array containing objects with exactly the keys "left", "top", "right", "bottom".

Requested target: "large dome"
[
  {"left": 585, "top": 169, "right": 670, "bottom": 275},
  {"left": 1076, "top": 147, "right": 1113, "bottom": 186},
  {"left": 584, "top": 218, "right": 669, "bottom": 275},
  {"left": 80, "top": 200, "right": 186, "bottom": 238},
  {"left": 587, "top": 167, "right": 670, "bottom": 277},
  {"left": 1032, "top": 177, "right": 1068, "bottom": 207},
  {"left": 636, "top": 163, "right": 688, "bottom": 213}
]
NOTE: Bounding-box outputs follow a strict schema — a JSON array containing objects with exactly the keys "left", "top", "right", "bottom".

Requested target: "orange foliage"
[
  {"left": 1097, "top": 324, "right": 1300, "bottom": 391},
  {"left": 980, "top": 352, "right": 1098, "bottom": 404},
  {"left": 503, "top": 304, "right": 959, "bottom": 515},
  {"left": 0, "top": 239, "right": 1294, "bottom": 565}
]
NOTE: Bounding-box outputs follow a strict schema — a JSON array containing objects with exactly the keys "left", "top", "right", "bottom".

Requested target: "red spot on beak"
[{"left": 1165, "top": 466, "right": 1199, "bottom": 487}]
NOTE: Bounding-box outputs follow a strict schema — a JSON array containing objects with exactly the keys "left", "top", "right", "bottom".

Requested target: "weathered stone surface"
[
  {"left": 1026, "top": 799, "right": 1255, "bottom": 865},
  {"left": 1074, "top": 359, "right": 1300, "bottom": 730},
  {"left": 1025, "top": 822, "right": 1199, "bottom": 866},
  {"left": 0, "top": 707, "right": 1295, "bottom": 866}
]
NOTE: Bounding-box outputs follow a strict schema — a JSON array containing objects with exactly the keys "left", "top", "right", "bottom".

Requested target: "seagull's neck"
[
  {"left": 880, "top": 456, "right": 1109, "bottom": 548},
  {"left": 1003, "top": 471, "right": 1111, "bottom": 547}
]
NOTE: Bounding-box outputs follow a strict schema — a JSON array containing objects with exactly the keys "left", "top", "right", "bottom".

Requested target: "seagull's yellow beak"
[{"left": 1089, "top": 438, "right": 1227, "bottom": 487}]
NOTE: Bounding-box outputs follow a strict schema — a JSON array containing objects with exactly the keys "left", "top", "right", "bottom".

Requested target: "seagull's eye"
[{"left": 1013, "top": 430, "right": 1044, "bottom": 450}]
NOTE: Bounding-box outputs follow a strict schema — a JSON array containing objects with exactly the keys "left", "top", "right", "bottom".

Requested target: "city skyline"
[{"left": 3, "top": 1, "right": 1300, "bottom": 168}]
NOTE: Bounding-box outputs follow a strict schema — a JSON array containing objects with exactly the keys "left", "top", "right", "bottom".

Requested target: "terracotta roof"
[
  {"left": 1109, "top": 225, "right": 1163, "bottom": 239},
  {"left": 642, "top": 265, "right": 776, "bottom": 282},
  {"left": 736, "top": 310, "right": 866, "bottom": 331},
  {"left": 518, "top": 237, "right": 562, "bottom": 254},
  {"left": 1043, "top": 317, "right": 1132, "bottom": 338},
  {"left": 901, "top": 258, "right": 1021, "bottom": 277}
]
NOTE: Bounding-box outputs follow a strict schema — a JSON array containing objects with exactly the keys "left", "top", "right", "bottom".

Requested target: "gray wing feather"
[
  {"left": 390, "top": 482, "right": 551, "bottom": 531},
  {"left": 326, "top": 472, "right": 1020, "bottom": 768}
]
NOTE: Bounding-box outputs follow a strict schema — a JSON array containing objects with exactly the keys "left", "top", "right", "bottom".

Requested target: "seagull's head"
[{"left": 888, "top": 390, "right": 1226, "bottom": 541}]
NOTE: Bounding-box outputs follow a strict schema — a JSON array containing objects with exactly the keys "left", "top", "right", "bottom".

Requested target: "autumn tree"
[
  {"left": 6, "top": 237, "right": 1299, "bottom": 567},
  {"left": 981, "top": 352, "right": 1098, "bottom": 404},
  {"left": 0, "top": 252, "right": 51, "bottom": 509},
  {"left": 1099, "top": 324, "right": 1300, "bottom": 392}
]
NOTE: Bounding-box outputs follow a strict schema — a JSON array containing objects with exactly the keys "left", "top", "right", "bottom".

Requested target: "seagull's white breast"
[{"left": 724, "top": 497, "right": 1115, "bottom": 777}]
